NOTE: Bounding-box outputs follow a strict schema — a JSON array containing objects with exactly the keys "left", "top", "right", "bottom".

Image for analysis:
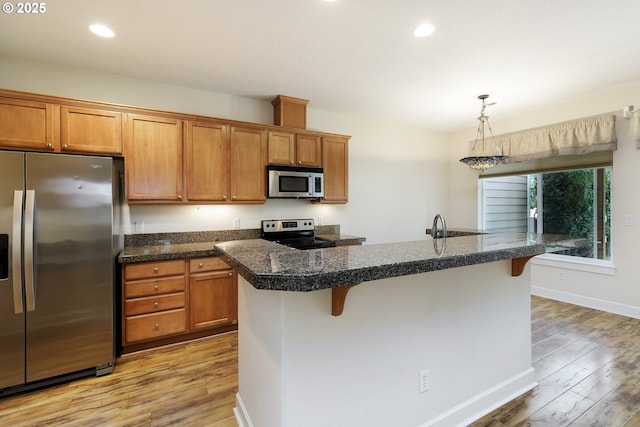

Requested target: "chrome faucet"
[{"left": 432, "top": 214, "right": 447, "bottom": 239}]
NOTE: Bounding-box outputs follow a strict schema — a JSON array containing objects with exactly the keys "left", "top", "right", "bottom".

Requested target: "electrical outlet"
[
  {"left": 233, "top": 218, "right": 241, "bottom": 229},
  {"left": 318, "top": 216, "right": 323, "bottom": 226},
  {"left": 419, "top": 369, "right": 429, "bottom": 393}
]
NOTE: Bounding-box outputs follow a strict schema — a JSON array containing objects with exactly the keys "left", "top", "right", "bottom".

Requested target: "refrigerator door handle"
[
  {"left": 12, "top": 190, "right": 24, "bottom": 314},
  {"left": 24, "top": 189, "right": 36, "bottom": 312}
]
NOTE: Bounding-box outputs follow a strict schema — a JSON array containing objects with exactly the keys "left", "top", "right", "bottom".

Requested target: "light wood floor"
[
  {"left": 2, "top": 296, "right": 640, "bottom": 426},
  {"left": 0, "top": 332, "right": 239, "bottom": 427},
  {"left": 473, "top": 295, "right": 640, "bottom": 426}
]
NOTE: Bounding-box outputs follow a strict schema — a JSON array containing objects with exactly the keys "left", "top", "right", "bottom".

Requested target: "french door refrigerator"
[{"left": 0, "top": 150, "right": 121, "bottom": 395}]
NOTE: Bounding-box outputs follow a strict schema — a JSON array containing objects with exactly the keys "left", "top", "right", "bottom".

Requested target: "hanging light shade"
[{"left": 460, "top": 94, "right": 508, "bottom": 170}]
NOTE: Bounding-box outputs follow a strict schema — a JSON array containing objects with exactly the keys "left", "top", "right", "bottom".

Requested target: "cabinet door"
[
  {"left": 230, "top": 126, "right": 267, "bottom": 202},
  {"left": 60, "top": 105, "right": 123, "bottom": 155},
  {"left": 185, "top": 121, "right": 229, "bottom": 201},
  {"left": 0, "top": 97, "right": 57, "bottom": 151},
  {"left": 189, "top": 270, "right": 237, "bottom": 330},
  {"left": 296, "top": 133, "right": 322, "bottom": 167},
  {"left": 267, "top": 130, "right": 295, "bottom": 165},
  {"left": 125, "top": 114, "right": 183, "bottom": 202},
  {"left": 321, "top": 136, "right": 349, "bottom": 203}
]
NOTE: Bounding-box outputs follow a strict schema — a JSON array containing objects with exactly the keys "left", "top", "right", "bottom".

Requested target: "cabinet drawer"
[
  {"left": 124, "top": 276, "right": 185, "bottom": 298},
  {"left": 189, "top": 257, "right": 230, "bottom": 272},
  {"left": 125, "top": 292, "right": 185, "bottom": 316},
  {"left": 125, "top": 309, "right": 186, "bottom": 343},
  {"left": 124, "top": 260, "right": 185, "bottom": 280}
]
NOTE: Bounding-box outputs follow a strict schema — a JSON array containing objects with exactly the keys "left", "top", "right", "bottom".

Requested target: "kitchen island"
[{"left": 215, "top": 233, "right": 583, "bottom": 427}]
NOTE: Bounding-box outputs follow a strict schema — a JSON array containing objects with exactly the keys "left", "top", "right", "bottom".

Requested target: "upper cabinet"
[
  {"left": 267, "top": 130, "right": 321, "bottom": 167},
  {"left": 0, "top": 97, "right": 58, "bottom": 151},
  {"left": 60, "top": 105, "right": 123, "bottom": 155},
  {"left": 185, "top": 120, "right": 229, "bottom": 202},
  {"left": 125, "top": 113, "right": 184, "bottom": 202},
  {"left": 319, "top": 136, "right": 349, "bottom": 204},
  {"left": 0, "top": 95, "right": 124, "bottom": 155},
  {"left": 0, "top": 90, "right": 349, "bottom": 205},
  {"left": 230, "top": 126, "right": 267, "bottom": 203}
]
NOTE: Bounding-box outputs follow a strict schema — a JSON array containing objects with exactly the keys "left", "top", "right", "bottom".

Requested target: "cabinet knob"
[
  {"left": 154, "top": 284, "right": 159, "bottom": 291},
  {"left": 223, "top": 195, "right": 227, "bottom": 200},
  {"left": 47, "top": 143, "right": 52, "bottom": 149},
  {"left": 153, "top": 302, "right": 159, "bottom": 308},
  {"left": 177, "top": 195, "right": 182, "bottom": 200},
  {"left": 232, "top": 196, "right": 237, "bottom": 200},
  {"left": 290, "top": 161, "right": 294, "bottom": 164},
  {"left": 228, "top": 272, "right": 233, "bottom": 276},
  {"left": 298, "top": 160, "right": 302, "bottom": 164},
  {"left": 199, "top": 262, "right": 204, "bottom": 268},
  {"left": 153, "top": 267, "right": 159, "bottom": 272},
  {"left": 154, "top": 323, "right": 160, "bottom": 330},
  {"left": 62, "top": 144, "right": 68, "bottom": 150}
]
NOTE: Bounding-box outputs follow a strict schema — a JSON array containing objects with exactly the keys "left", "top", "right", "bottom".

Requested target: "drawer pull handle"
[
  {"left": 153, "top": 267, "right": 159, "bottom": 272},
  {"left": 154, "top": 284, "right": 159, "bottom": 291},
  {"left": 228, "top": 272, "right": 233, "bottom": 276},
  {"left": 153, "top": 302, "right": 159, "bottom": 308},
  {"left": 199, "top": 262, "right": 204, "bottom": 268},
  {"left": 154, "top": 323, "right": 159, "bottom": 330}
]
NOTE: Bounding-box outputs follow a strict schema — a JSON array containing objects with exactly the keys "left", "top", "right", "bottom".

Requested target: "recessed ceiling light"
[
  {"left": 414, "top": 23, "right": 435, "bottom": 38},
  {"left": 89, "top": 24, "right": 115, "bottom": 38}
]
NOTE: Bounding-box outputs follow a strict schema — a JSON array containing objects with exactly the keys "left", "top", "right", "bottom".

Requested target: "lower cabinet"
[
  {"left": 121, "top": 257, "right": 237, "bottom": 352},
  {"left": 189, "top": 257, "right": 237, "bottom": 330}
]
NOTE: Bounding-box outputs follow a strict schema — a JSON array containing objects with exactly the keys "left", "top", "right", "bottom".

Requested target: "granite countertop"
[
  {"left": 117, "top": 229, "right": 366, "bottom": 264},
  {"left": 214, "top": 233, "right": 585, "bottom": 292}
]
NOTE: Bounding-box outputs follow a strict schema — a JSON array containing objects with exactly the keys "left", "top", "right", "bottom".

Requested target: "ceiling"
[{"left": 1, "top": 0, "right": 639, "bottom": 132}]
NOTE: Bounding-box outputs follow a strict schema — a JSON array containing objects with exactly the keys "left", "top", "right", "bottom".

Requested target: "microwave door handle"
[
  {"left": 12, "top": 190, "right": 24, "bottom": 314},
  {"left": 24, "top": 190, "right": 36, "bottom": 312}
]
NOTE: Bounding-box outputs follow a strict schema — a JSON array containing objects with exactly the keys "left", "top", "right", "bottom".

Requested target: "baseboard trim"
[
  {"left": 531, "top": 286, "right": 640, "bottom": 319},
  {"left": 420, "top": 367, "right": 537, "bottom": 427},
  {"left": 234, "top": 393, "right": 252, "bottom": 427}
]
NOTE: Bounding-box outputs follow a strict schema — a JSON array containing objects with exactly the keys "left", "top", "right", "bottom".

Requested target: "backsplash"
[{"left": 124, "top": 224, "right": 340, "bottom": 247}]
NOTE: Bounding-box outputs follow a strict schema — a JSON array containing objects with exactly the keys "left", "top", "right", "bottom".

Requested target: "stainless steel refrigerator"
[{"left": 0, "top": 151, "right": 122, "bottom": 395}]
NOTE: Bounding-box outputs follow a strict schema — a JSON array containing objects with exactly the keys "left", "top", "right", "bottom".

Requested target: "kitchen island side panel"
[{"left": 235, "top": 260, "right": 535, "bottom": 427}]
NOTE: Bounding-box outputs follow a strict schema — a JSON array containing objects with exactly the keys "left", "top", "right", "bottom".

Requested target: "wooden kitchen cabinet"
[
  {"left": 185, "top": 120, "right": 229, "bottom": 202},
  {"left": 320, "top": 135, "right": 349, "bottom": 203},
  {"left": 122, "top": 260, "right": 187, "bottom": 345},
  {"left": 0, "top": 97, "right": 58, "bottom": 151},
  {"left": 189, "top": 257, "right": 237, "bottom": 330},
  {"left": 268, "top": 130, "right": 321, "bottom": 167},
  {"left": 230, "top": 126, "right": 267, "bottom": 202},
  {"left": 121, "top": 256, "right": 238, "bottom": 353},
  {"left": 125, "top": 113, "right": 184, "bottom": 202},
  {"left": 60, "top": 105, "right": 123, "bottom": 155}
]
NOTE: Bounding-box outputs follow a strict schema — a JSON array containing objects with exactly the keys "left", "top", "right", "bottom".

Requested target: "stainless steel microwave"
[{"left": 267, "top": 165, "right": 324, "bottom": 198}]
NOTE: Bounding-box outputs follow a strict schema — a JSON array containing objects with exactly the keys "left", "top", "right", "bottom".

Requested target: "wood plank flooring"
[
  {"left": 2, "top": 296, "right": 640, "bottom": 426},
  {"left": 472, "top": 295, "right": 640, "bottom": 426},
  {"left": 0, "top": 332, "right": 238, "bottom": 427}
]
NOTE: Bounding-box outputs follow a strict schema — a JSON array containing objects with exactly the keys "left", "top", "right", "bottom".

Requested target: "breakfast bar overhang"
[{"left": 216, "top": 233, "right": 584, "bottom": 427}]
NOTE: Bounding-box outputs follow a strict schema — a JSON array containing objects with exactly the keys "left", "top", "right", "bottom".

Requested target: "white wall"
[
  {"left": 447, "top": 82, "right": 640, "bottom": 316},
  {"left": 0, "top": 55, "right": 448, "bottom": 244},
  {"left": 237, "top": 262, "right": 534, "bottom": 427}
]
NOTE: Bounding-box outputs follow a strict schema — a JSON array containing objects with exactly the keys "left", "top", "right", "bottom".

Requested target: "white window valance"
[{"left": 470, "top": 114, "right": 617, "bottom": 163}]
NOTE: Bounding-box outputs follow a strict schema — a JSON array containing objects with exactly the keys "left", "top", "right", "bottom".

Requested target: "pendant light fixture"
[{"left": 459, "top": 94, "right": 508, "bottom": 171}]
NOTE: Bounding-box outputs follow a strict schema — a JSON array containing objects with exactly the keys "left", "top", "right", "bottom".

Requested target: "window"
[{"left": 482, "top": 167, "right": 611, "bottom": 260}]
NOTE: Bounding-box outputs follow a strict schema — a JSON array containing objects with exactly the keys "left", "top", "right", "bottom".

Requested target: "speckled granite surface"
[
  {"left": 214, "top": 233, "right": 585, "bottom": 292},
  {"left": 118, "top": 224, "right": 365, "bottom": 263}
]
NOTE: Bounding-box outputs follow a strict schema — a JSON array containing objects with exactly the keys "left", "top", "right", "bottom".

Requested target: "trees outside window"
[{"left": 483, "top": 167, "right": 611, "bottom": 260}]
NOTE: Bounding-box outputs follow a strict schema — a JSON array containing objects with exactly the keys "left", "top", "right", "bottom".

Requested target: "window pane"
[{"left": 482, "top": 167, "right": 611, "bottom": 260}]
